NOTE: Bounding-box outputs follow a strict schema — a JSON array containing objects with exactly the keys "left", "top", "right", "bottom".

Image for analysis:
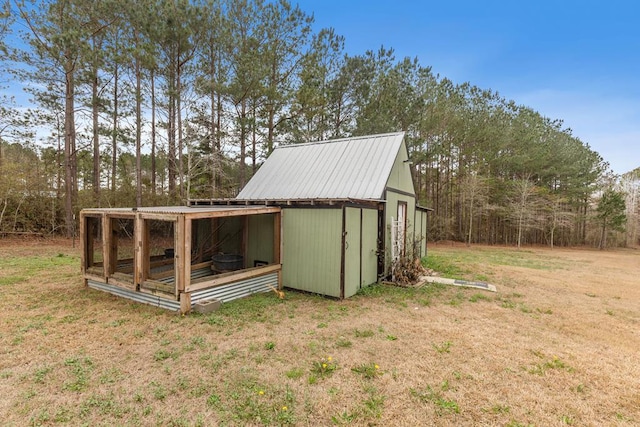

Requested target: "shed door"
[{"left": 343, "top": 207, "right": 361, "bottom": 298}]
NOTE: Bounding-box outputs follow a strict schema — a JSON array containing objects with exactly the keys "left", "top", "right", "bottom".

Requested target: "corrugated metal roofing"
[{"left": 236, "top": 132, "right": 406, "bottom": 200}]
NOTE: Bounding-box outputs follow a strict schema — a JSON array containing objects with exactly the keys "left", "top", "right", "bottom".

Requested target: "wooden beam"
[
  {"left": 186, "top": 264, "right": 281, "bottom": 292},
  {"left": 85, "top": 267, "right": 104, "bottom": 277},
  {"left": 108, "top": 273, "right": 136, "bottom": 291},
  {"left": 80, "top": 213, "right": 88, "bottom": 276},
  {"left": 184, "top": 206, "right": 280, "bottom": 220},
  {"left": 139, "top": 213, "right": 179, "bottom": 221},
  {"left": 81, "top": 208, "right": 108, "bottom": 215},
  {"left": 149, "top": 269, "right": 174, "bottom": 280},
  {"left": 83, "top": 273, "right": 105, "bottom": 283},
  {"left": 106, "top": 213, "right": 137, "bottom": 219},
  {"left": 141, "top": 279, "right": 173, "bottom": 293},
  {"left": 139, "top": 280, "right": 176, "bottom": 297},
  {"left": 191, "top": 260, "right": 214, "bottom": 270}
]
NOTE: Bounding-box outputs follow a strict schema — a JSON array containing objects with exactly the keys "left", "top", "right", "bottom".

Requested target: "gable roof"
[{"left": 236, "top": 132, "right": 406, "bottom": 201}]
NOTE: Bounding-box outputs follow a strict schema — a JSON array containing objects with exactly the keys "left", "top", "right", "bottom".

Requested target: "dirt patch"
[{"left": 0, "top": 240, "right": 639, "bottom": 425}]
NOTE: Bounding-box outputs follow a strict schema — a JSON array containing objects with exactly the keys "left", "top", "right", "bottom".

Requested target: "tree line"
[{"left": 0, "top": 0, "right": 635, "bottom": 248}]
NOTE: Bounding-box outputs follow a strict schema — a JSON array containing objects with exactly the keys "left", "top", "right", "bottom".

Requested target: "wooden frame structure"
[{"left": 80, "top": 206, "right": 281, "bottom": 313}]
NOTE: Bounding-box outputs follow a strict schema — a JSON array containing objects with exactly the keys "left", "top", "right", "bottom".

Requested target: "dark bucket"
[{"left": 212, "top": 254, "right": 243, "bottom": 271}]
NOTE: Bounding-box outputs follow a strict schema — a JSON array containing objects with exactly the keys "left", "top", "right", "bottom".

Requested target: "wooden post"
[
  {"left": 179, "top": 292, "right": 191, "bottom": 314},
  {"left": 182, "top": 217, "right": 192, "bottom": 293},
  {"left": 176, "top": 216, "right": 185, "bottom": 299},
  {"left": 80, "top": 213, "right": 87, "bottom": 276},
  {"left": 134, "top": 213, "right": 144, "bottom": 288}
]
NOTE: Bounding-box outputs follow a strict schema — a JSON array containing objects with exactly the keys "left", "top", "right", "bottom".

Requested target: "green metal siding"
[
  {"left": 247, "top": 214, "right": 275, "bottom": 266},
  {"left": 344, "top": 207, "right": 361, "bottom": 298},
  {"left": 361, "top": 208, "right": 379, "bottom": 287},
  {"left": 413, "top": 209, "right": 428, "bottom": 259},
  {"left": 282, "top": 208, "right": 342, "bottom": 297},
  {"left": 385, "top": 140, "right": 415, "bottom": 194}
]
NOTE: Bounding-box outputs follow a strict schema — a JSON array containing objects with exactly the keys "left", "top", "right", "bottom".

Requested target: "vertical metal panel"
[
  {"left": 415, "top": 210, "right": 428, "bottom": 258},
  {"left": 344, "top": 207, "right": 361, "bottom": 298},
  {"left": 361, "top": 208, "right": 379, "bottom": 287},
  {"left": 281, "top": 208, "right": 342, "bottom": 297},
  {"left": 423, "top": 211, "right": 428, "bottom": 257}
]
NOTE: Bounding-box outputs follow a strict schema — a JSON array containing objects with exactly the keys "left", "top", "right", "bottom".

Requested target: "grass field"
[{"left": 1, "top": 238, "right": 639, "bottom": 426}]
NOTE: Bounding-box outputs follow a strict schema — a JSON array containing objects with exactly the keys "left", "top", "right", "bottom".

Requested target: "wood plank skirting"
[{"left": 87, "top": 270, "right": 279, "bottom": 312}]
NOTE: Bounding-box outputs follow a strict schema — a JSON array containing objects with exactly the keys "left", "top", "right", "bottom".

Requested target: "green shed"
[
  {"left": 232, "top": 131, "right": 430, "bottom": 298},
  {"left": 81, "top": 132, "right": 430, "bottom": 313}
]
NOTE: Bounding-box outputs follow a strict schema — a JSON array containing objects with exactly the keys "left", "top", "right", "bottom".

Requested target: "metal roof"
[{"left": 236, "top": 132, "right": 406, "bottom": 200}]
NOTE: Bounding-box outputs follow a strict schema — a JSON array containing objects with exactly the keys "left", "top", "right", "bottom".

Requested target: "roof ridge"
[{"left": 276, "top": 131, "right": 405, "bottom": 150}]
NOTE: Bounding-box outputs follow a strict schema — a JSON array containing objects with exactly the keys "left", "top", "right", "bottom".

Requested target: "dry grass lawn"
[{"left": 0, "top": 238, "right": 639, "bottom": 426}]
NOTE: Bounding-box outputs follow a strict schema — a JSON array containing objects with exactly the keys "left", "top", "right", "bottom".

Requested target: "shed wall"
[{"left": 281, "top": 208, "right": 342, "bottom": 297}]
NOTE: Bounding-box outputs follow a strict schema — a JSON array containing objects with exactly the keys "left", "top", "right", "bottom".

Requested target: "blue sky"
[{"left": 295, "top": 0, "right": 640, "bottom": 175}]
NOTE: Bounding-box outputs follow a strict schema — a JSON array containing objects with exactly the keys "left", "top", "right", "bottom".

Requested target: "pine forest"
[{"left": 0, "top": 0, "right": 638, "bottom": 248}]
